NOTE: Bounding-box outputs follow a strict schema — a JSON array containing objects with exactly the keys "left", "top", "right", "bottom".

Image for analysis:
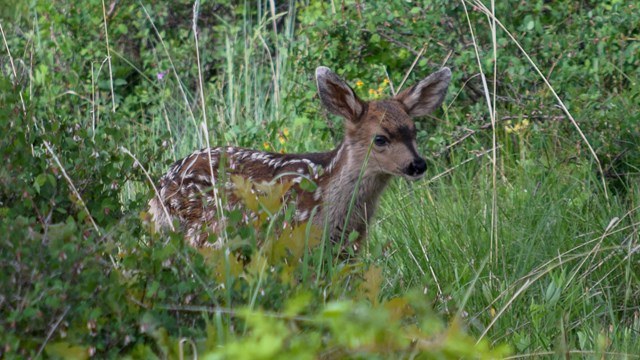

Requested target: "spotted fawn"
[{"left": 149, "top": 66, "right": 451, "bottom": 251}]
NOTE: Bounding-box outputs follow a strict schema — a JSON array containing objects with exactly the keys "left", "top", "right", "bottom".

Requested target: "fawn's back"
[{"left": 149, "top": 66, "right": 451, "bottom": 251}]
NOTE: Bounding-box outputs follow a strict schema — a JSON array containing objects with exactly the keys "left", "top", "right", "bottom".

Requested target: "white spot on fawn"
[{"left": 313, "top": 187, "right": 322, "bottom": 201}]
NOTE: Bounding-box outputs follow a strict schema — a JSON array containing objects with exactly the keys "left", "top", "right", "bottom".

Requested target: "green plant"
[{"left": 1, "top": 0, "right": 639, "bottom": 358}]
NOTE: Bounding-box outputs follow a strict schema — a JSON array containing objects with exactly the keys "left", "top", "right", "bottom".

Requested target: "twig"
[
  {"left": 268, "top": 0, "right": 280, "bottom": 108},
  {"left": 43, "top": 141, "right": 101, "bottom": 236},
  {"left": 461, "top": 0, "right": 500, "bottom": 272},
  {"left": 35, "top": 305, "right": 71, "bottom": 358},
  {"left": 192, "top": 1, "right": 227, "bottom": 242},
  {"left": 436, "top": 128, "right": 475, "bottom": 157},
  {"left": 397, "top": 45, "right": 426, "bottom": 94},
  {"left": 446, "top": 73, "right": 481, "bottom": 107},
  {"left": 178, "top": 337, "right": 198, "bottom": 360},
  {"left": 375, "top": 27, "right": 422, "bottom": 57},
  {"left": 427, "top": 147, "right": 495, "bottom": 185},
  {"left": 120, "top": 146, "right": 175, "bottom": 231},
  {"left": 0, "top": 22, "right": 27, "bottom": 116},
  {"left": 100, "top": 0, "right": 116, "bottom": 112},
  {"left": 106, "top": 0, "right": 119, "bottom": 19}
]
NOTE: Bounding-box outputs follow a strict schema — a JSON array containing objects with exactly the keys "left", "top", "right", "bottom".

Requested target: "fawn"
[{"left": 149, "top": 66, "right": 451, "bottom": 252}]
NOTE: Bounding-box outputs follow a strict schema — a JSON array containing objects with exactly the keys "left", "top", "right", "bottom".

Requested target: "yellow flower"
[
  {"left": 368, "top": 88, "right": 375, "bottom": 96},
  {"left": 355, "top": 80, "right": 364, "bottom": 88},
  {"left": 505, "top": 119, "right": 530, "bottom": 135},
  {"left": 283, "top": 127, "right": 290, "bottom": 137},
  {"left": 263, "top": 142, "right": 270, "bottom": 150},
  {"left": 383, "top": 78, "right": 390, "bottom": 85},
  {"left": 278, "top": 136, "right": 286, "bottom": 145}
]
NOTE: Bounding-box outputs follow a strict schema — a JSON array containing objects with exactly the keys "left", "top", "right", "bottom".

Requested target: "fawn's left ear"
[
  {"left": 395, "top": 67, "right": 451, "bottom": 118},
  {"left": 316, "top": 66, "right": 365, "bottom": 123}
]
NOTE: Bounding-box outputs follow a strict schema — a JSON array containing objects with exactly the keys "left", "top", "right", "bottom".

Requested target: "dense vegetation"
[{"left": 1, "top": 0, "right": 639, "bottom": 358}]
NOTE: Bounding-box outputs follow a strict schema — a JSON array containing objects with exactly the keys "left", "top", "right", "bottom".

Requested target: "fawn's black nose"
[{"left": 406, "top": 158, "right": 427, "bottom": 177}]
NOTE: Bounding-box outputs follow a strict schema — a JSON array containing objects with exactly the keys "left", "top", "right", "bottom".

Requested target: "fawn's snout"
[{"left": 405, "top": 157, "right": 427, "bottom": 178}]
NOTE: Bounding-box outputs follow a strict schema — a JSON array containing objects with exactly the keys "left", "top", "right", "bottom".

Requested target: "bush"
[{"left": 1, "top": 0, "right": 639, "bottom": 358}]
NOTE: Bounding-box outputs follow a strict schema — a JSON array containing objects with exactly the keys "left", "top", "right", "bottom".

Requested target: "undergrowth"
[{"left": 1, "top": 0, "right": 639, "bottom": 358}]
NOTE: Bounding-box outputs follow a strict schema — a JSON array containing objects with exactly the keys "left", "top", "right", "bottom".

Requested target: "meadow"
[{"left": 1, "top": 0, "right": 639, "bottom": 358}]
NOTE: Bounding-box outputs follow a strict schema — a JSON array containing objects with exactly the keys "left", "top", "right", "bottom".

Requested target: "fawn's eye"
[{"left": 373, "top": 135, "right": 389, "bottom": 147}]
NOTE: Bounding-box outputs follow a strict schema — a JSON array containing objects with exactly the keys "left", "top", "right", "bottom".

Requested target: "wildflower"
[
  {"left": 157, "top": 70, "right": 167, "bottom": 81},
  {"left": 355, "top": 80, "right": 364, "bottom": 88},
  {"left": 283, "top": 127, "right": 290, "bottom": 137},
  {"left": 368, "top": 88, "right": 376, "bottom": 96},
  {"left": 263, "top": 142, "right": 270, "bottom": 150},
  {"left": 278, "top": 136, "right": 286, "bottom": 145},
  {"left": 383, "top": 78, "right": 390, "bottom": 85},
  {"left": 505, "top": 118, "right": 530, "bottom": 135}
]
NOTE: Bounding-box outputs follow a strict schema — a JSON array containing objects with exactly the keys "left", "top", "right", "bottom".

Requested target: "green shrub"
[{"left": 1, "top": 0, "right": 639, "bottom": 358}]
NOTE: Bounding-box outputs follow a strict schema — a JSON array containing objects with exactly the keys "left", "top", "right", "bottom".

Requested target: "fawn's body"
[{"left": 149, "top": 66, "right": 451, "bottom": 251}]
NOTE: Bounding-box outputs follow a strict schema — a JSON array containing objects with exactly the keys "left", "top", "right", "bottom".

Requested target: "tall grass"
[
  {"left": 123, "top": 0, "right": 640, "bottom": 355},
  {"left": 362, "top": 2, "right": 640, "bottom": 355},
  {"left": 372, "top": 84, "right": 640, "bottom": 356},
  {"left": 2, "top": 0, "right": 638, "bottom": 357}
]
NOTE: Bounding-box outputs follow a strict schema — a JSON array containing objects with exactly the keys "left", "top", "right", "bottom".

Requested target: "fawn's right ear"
[
  {"left": 395, "top": 67, "right": 451, "bottom": 118},
  {"left": 316, "top": 67, "right": 365, "bottom": 122}
]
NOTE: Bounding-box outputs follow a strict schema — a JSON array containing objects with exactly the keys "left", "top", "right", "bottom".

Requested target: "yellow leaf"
[
  {"left": 279, "top": 263, "right": 298, "bottom": 286},
  {"left": 273, "top": 223, "right": 322, "bottom": 262},
  {"left": 305, "top": 223, "right": 323, "bottom": 250},
  {"left": 332, "top": 262, "right": 363, "bottom": 284},
  {"left": 271, "top": 226, "right": 292, "bottom": 261},
  {"left": 255, "top": 181, "right": 292, "bottom": 215},
  {"left": 246, "top": 252, "right": 268, "bottom": 278},
  {"left": 201, "top": 247, "right": 243, "bottom": 282},
  {"left": 231, "top": 175, "right": 259, "bottom": 212},
  {"left": 383, "top": 297, "right": 414, "bottom": 322},
  {"left": 360, "top": 265, "right": 383, "bottom": 305}
]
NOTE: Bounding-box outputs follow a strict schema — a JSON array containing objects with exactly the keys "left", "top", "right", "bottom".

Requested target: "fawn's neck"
[{"left": 314, "top": 141, "right": 392, "bottom": 243}]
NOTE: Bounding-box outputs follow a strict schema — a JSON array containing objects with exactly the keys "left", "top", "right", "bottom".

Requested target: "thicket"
[{"left": 1, "top": 0, "right": 638, "bottom": 358}]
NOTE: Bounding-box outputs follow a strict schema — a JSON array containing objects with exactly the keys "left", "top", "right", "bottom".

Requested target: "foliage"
[{"left": 1, "top": 0, "right": 639, "bottom": 358}]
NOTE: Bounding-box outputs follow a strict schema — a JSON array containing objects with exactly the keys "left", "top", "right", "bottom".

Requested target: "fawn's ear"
[
  {"left": 316, "top": 67, "right": 365, "bottom": 122},
  {"left": 395, "top": 67, "right": 451, "bottom": 118}
]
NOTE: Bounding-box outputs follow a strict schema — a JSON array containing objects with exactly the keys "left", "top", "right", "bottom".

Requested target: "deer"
[{"left": 148, "top": 66, "right": 451, "bottom": 253}]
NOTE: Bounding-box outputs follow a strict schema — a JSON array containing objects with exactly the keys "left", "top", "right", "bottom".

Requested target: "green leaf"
[
  {"left": 298, "top": 177, "right": 317, "bottom": 192},
  {"left": 526, "top": 20, "right": 535, "bottom": 30},
  {"left": 34, "top": 173, "right": 48, "bottom": 193},
  {"left": 45, "top": 342, "right": 89, "bottom": 360}
]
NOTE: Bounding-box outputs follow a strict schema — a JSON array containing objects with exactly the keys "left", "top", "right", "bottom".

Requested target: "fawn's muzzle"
[{"left": 406, "top": 157, "right": 427, "bottom": 177}]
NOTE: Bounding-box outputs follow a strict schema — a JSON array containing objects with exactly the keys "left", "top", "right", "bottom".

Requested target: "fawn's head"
[{"left": 316, "top": 66, "right": 451, "bottom": 180}]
